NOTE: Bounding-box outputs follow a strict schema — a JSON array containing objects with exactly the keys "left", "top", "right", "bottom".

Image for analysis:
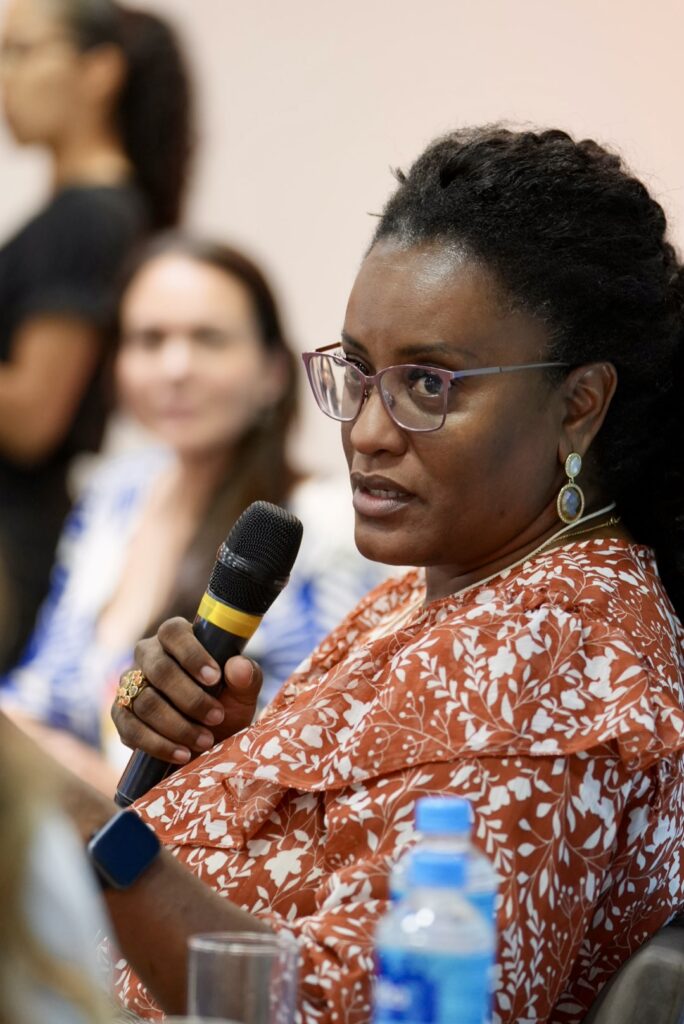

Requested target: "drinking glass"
[{"left": 187, "top": 931, "right": 299, "bottom": 1024}]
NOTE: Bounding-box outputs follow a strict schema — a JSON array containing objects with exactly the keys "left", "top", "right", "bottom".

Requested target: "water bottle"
[
  {"left": 373, "top": 849, "right": 494, "bottom": 1024},
  {"left": 390, "top": 796, "right": 499, "bottom": 924}
]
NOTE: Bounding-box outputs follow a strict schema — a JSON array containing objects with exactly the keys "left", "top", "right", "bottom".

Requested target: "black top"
[{"left": 0, "top": 183, "right": 147, "bottom": 668}]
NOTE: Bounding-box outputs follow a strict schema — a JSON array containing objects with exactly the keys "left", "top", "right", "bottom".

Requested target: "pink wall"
[{"left": 1, "top": 0, "right": 683, "bottom": 472}]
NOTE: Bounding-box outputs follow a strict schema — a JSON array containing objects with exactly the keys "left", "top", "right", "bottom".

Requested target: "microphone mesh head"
[
  {"left": 227, "top": 501, "right": 303, "bottom": 575},
  {"left": 208, "top": 501, "right": 303, "bottom": 614}
]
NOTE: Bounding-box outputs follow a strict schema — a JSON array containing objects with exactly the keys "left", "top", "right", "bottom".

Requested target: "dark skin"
[
  {"left": 2, "top": 239, "right": 630, "bottom": 1013},
  {"left": 341, "top": 240, "right": 625, "bottom": 601}
]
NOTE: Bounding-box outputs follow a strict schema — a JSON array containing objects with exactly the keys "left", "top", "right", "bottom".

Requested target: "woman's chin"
[{"left": 353, "top": 522, "right": 415, "bottom": 566}]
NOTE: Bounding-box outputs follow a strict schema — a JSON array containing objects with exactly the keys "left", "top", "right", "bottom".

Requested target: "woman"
[
  {"left": 0, "top": 0, "right": 192, "bottom": 668},
  {"left": 0, "top": 233, "right": 386, "bottom": 791},
  {"left": 5, "top": 126, "right": 684, "bottom": 1024}
]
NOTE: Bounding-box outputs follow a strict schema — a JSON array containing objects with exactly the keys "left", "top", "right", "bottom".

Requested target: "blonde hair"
[{"left": 0, "top": 720, "right": 113, "bottom": 1024}]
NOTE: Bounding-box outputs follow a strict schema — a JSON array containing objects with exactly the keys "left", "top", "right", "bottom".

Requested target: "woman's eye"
[
  {"left": 341, "top": 354, "right": 371, "bottom": 375},
  {"left": 193, "top": 328, "right": 235, "bottom": 348},
  {"left": 123, "top": 330, "right": 163, "bottom": 351},
  {"left": 407, "top": 368, "right": 445, "bottom": 397}
]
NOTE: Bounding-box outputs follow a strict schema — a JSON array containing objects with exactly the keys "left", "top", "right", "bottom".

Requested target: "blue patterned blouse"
[{"left": 0, "top": 448, "right": 390, "bottom": 763}]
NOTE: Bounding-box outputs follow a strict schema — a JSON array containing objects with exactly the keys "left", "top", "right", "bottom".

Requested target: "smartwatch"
[{"left": 87, "top": 808, "right": 161, "bottom": 890}]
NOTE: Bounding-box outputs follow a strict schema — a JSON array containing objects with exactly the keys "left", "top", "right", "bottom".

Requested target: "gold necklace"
[
  {"left": 381, "top": 504, "right": 623, "bottom": 629},
  {"left": 549, "top": 514, "right": 622, "bottom": 546},
  {"left": 433, "top": 502, "right": 620, "bottom": 602}
]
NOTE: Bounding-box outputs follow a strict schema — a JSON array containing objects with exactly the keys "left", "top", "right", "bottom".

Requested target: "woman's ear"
[
  {"left": 81, "top": 43, "right": 127, "bottom": 109},
  {"left": 557, "top": 362, "right": 618, "bottom": 463}
]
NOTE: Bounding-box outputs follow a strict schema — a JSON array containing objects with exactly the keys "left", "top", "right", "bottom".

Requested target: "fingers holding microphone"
[
  {"left": 114, "top": 502, "right": 302, "bottom": 806},
  {"left": 212, "top": 654, "right": 264, "bottom": 742},
  {"left": 112, "top": 617, "right": 264, "bottom": 766}
]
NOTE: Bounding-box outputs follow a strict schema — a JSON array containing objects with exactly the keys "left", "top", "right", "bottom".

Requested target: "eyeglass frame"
[{"left": 301, "top": 343, "right": 570, "bottom": 434}]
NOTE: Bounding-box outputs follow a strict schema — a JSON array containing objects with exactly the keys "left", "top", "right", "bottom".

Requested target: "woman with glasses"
[
  {"left": 0, "top": 0, "right": 193, "bottom": 670},
  {"left": 4, "top": 127, "right": 684, "bottom": 1024}
]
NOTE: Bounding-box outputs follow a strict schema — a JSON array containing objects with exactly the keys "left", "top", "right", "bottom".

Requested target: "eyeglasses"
[{"left": 301, "top": 344, "right": 569, "bottom": 433}]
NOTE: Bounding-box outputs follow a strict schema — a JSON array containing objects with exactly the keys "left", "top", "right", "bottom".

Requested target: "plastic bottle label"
[{"left": 373, "top": 947, "right": 491, "bottom": 1024}]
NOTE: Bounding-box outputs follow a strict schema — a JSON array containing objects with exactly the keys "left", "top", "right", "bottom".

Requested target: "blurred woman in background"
[
  {"left": 0, "top": 0, "right": 193, "bottom": 669},
  {"left": 0, "top": 233, "right": 387, "bottom": 791}
]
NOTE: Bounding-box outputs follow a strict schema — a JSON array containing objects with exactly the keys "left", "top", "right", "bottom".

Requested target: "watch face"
[{"left": 88, "top": 810, "right": 160, "bottom": 889}]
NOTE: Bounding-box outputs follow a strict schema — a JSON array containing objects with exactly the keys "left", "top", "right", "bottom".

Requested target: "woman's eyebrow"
[
  {"left": 340, "top": 330, "right": 367, "bottom": 352},
  {"left": 395, "top": 341, "right": 479, "bottom": 362},
  {"left": 340, "top": 331, "right": 478, "bottom": 363}
]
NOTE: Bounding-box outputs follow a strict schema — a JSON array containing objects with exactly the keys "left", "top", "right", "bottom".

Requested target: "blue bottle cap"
[
  {"left": 415, "top": 796, "right": 471, "bottom": 835},
  {"left": 408, "top": 850, "right": 466, "bottom": 889}
]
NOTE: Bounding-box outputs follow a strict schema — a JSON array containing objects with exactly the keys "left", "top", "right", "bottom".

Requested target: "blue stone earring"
[{"left": 557, "top": 452, "right": 585, "bottom": 524}]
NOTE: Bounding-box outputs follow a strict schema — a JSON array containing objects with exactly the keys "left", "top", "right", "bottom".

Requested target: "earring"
[{"left": 557, "top": 452, "right": 585, "bottom": 524}]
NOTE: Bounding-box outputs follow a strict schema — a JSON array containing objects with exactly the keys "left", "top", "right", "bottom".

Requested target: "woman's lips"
[
  {"left": 352, "top": 482, "right": 413, "bottom": 518},
  {"left": 157, "top": 405, "right": 200, "bottom": 420}
]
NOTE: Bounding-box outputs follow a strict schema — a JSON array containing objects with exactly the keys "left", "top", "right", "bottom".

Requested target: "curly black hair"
[
  {"left": 374, "top": 126, "right": 684, "bottom": 619},
  {"left": 57, "top": 0, "right": 194, "bottom": 229}
]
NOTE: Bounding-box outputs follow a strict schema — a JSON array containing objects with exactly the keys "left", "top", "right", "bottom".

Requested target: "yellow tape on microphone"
[{"left": 196, "top": 594, "right": 262, "bottom": 639}]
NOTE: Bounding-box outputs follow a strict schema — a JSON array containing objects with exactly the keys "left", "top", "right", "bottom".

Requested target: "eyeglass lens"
[{"left": 307, "top": 353, "right": 448, "bottom": 431}]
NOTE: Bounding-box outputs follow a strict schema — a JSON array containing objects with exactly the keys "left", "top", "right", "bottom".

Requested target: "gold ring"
[{"left": 116, "top": 668, "right": 149, "bottom": 710}]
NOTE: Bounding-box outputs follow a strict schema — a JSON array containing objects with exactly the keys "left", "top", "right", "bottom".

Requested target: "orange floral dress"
[{"left": 116, "top": 539, "right": 684, "bottom": 1024}]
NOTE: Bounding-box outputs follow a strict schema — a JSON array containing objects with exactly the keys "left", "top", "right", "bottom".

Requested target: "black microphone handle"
[{"left": 113, "top": 615, "right": 248, "bottom": 808}]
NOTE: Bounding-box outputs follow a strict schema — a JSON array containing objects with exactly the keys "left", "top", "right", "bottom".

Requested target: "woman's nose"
[
  {"left": 347, "top": 387, "right": 406, "bottom": 456},
  {"left": 159, "top": 335, "right": 193, "bottom": 379}
]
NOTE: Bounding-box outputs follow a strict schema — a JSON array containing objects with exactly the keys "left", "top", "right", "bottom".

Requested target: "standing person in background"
[
  {"left": 1, "top": 233, "right": 389, "bottom": 792},
  {"left": 0, "top": 0, "right": 193, "bottom": 669}
]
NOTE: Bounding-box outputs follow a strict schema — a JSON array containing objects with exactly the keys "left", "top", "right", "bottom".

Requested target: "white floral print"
[{"left": 116, "top": 539, "right": 684, "bottom": 1024}]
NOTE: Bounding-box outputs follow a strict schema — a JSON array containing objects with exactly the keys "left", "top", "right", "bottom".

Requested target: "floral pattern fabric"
[{"left": 116, "top": 539, "right": 684, "bottom": 1024}]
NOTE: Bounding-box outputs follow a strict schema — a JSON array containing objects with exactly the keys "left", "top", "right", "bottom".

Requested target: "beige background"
[{"left": 1, "top": 0, "right": 683, "bottom": 474}]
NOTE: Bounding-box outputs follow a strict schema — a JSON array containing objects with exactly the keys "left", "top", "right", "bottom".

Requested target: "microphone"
[{"left": 114, "top": 501, "right": 303, "bottom": 807}]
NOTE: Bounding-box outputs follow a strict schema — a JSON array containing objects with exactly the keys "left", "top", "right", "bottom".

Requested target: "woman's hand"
[{"left": 111, "top": 617, "right": 264, "bottom": 765}]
